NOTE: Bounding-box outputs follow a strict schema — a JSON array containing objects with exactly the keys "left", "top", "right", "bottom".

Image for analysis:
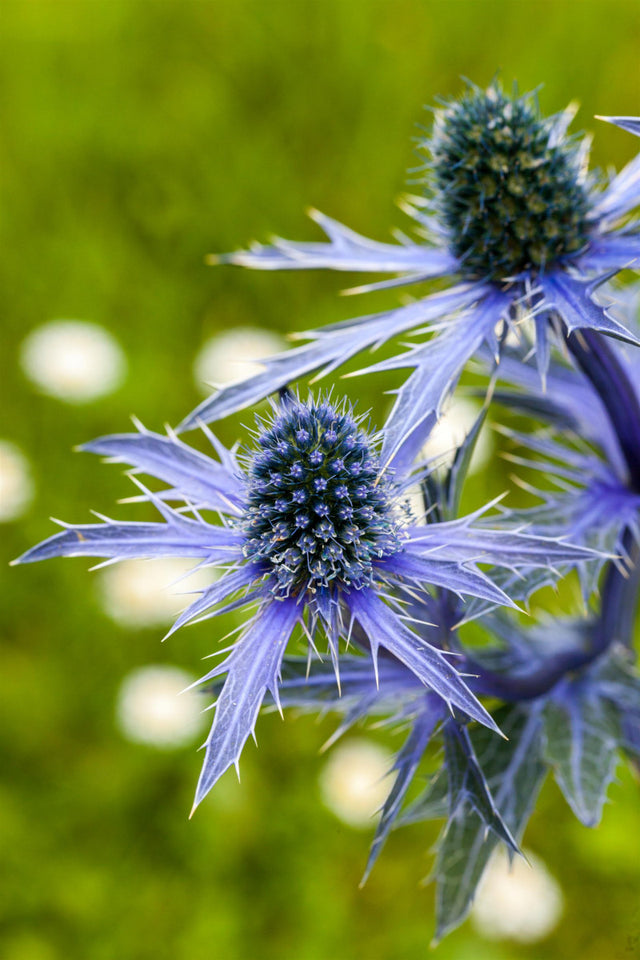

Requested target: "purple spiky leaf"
[
  {"left": 347, "top": 589, "right": 501, "bottom": 734},
  {"left": 192, "top": 596, "right": 301, "bottom": 810}
]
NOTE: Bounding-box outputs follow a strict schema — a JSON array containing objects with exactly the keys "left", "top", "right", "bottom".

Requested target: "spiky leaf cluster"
[
  {"left": 242, "top": 398, "right": 402, "bottom": 594},
  {"left": 427, "top": 84, "right": 591, "bottom": 280}
]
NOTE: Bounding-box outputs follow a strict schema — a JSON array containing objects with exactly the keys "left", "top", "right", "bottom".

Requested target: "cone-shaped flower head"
[
  {"left": 242, "top": 397, "right": 402, "bottom": 594},
  {"left": 429, "top": 85, "right": 590, "bottom": 280}
]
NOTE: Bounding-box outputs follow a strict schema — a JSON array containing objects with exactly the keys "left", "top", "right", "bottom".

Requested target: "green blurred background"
[{"left": 2, "top": 2, "right": 640, "bottom": 958}]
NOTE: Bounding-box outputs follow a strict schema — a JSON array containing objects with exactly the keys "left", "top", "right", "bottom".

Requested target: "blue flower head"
[
  {"left": 241, "top": 395, "right": 403, "bottom": 594},
  {"left": 428, "top": 84, "right": 590, "bottom": 279},
  {"left": 182, "top": 81, "right": 640, "bottom": 470},
  {"left": 14, "top": 393, "right": 591, "bottom": 811}
]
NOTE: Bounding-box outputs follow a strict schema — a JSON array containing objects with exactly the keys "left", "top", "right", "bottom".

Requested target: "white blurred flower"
[
  {"left": 405, "top": 397, "right": 492, "bottom": 520},
  {"left": 495, "top": 316, "right": 533, "bottom": 350},
  {"left": 116, "top": 665, "right": 205, "bottom": 748},
  {"left": 471, "top": 848, "right": 563, "bottom": 943},
  {"left": 21, "top": 320, "right": 126, "bottom": 403},
  {"left": 319, "top": 739, "right": 393, "bottom": 829},
  {"left": 193, "top": 326, "right": 285, "bottom": 394},
  {"left": 97, "top": 558, "right": 217, "bottom": 629},
  {"left": 422, "top": 397, "right": 491, "bottom": 473},
  {"left": 0, "top": 441, "right": 34, "bottom": 522}
]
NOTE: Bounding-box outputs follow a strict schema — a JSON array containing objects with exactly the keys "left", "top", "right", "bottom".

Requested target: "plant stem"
[{"left": 566, "top": 328, "right": 640, "bottom": 491}]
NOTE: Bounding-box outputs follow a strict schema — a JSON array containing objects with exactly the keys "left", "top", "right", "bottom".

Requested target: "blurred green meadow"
[{"left": 2, "top": 1, "right": 640, "bottom": 958}]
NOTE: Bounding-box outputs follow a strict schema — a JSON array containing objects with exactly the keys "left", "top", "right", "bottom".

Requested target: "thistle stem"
[
  {"left": 595, "top": 526, "right": 640, "bottom": 649},
  {"left": 566, "top": 328, "right": 640, "bottom": 491},
  {"left": 566, "top": 327, "right": 640, "bottom": 646},
  {"left": 469, "top": 648, "right": 597, "bottom": 702}
]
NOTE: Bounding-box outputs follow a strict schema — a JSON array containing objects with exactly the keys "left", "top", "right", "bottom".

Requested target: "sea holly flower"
[
  {"left": 182, "top": 81, "right": 640, "bottom": 469},
  {"left": 13, "top": 73, "right": 640, "bottom": 948},
  {"left": 14, "top": 394, "right": 594, "bottom": 810}
]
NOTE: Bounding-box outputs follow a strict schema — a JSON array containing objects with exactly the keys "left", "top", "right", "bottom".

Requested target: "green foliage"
[
  {"left": 432, "top": 707, "right": 547, "bottom": 941},
  {"left": 543, "top": 694, "right": 620, "bottom": 827}
]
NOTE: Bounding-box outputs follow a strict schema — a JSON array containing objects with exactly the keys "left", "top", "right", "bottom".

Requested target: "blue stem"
[
  {"left": 567, "top": 329, "right": 640, "bottom": 491},
  {"left": 566, "top": 329, "right": 640, "bottom": 646},
  {"left": 469, "top": 648, "right": 596, "bottom": 701},
  {"left": 595, "top": 527, "right": 640, "bottom": 649}
]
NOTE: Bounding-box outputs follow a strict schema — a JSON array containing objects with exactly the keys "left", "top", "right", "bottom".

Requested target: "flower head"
[
  {"left": 14, "top": 394, "right": 592, "bottom": 810},
  {"left": 183, "top": 81, "right": 640, "bottom": 470},
  {"left": 242, "top": 396, "right": 402, "bottom": 594},
  {"left": 428, "top": 84, "right": 590, "bottom": 279}
]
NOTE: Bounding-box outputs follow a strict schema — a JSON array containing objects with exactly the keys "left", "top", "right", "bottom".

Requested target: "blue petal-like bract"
[
  {"left": 362, "top": 705, "right": 441, "bottom": 883},
  {"left": 347, "top": 588, "right": 500, "bottom": 733},
  {"left": 540, "top": 272, "right": 640, "bottom": 345},
  {"left": 597, "top": 115, "right": 640, "bottom": 138},
  {"left": 486, "top": 381, "right": 640, "bottom": 561},
  {"left": 539, "top": 478, "right": 639, "bottom": 557},
  {"left": 178, "top": 283, "right": 486, "bottom": 432},
  {"left": 82, "top": 429, "right": 245, "bottom": 513},
  {"left": 578, "top": 234, "right": 640, "bottom": 272},
  {"left": 164, "top": 564, "right": 262, "bottom": 638},
  {"left": 593, "top": 150, "right": 640, "bottom": 221},
  {"left": 192, "top": 596, "right": 301, "bottom": 809},
  {"left": 405, "top": 516, "right": 598, "bottom": 568},
  {"left": 381, "top": 551, "right": 515, "bottom": 609},
  {"left": 15, "top": 515, "right": 243, "bottom": 564},
  {"left": 215, "top": 208, "right": 460, "bottom": 275},
  {"left": 490, "top": 347, "right": 624, "bottom": 471},
  {"left": 370, "top": 289, "right": 510, "bottom": 469},
  {"left": 275, "top": 654, "right": 420, "bottom": 713}
]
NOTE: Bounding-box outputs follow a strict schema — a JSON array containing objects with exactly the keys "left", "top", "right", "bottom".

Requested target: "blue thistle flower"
[
  {"left": 182, "top": 81, "right": 640, "bottom": 470},
  {"left": 240, "top": 397, "right": 403, "bottom": 593},
  {"left": 14, "top": 394, "right": 592, "bottom": 811}
]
